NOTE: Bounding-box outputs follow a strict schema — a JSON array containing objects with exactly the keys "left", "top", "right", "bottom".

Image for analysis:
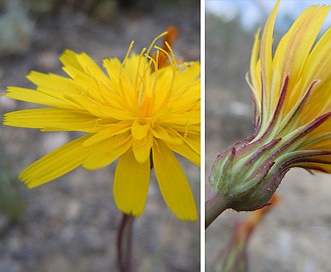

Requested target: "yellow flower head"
[
  {"left": 210, "top": 2, "right": 331, "bottom": 211},
  {"left": 3, "top": 32, "right": 200, "bottom": 220}
]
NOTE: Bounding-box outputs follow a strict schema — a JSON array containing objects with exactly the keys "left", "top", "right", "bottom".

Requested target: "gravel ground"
[
  {"left": 0, "top": 2, "right": 200, "bottom": 271},
  {"left": 205, "top": 11, "right": 331, "bottom": 272}
]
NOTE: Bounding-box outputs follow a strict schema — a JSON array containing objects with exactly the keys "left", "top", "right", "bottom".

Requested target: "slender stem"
[
  {"left": 117, "top": 213, "right": 135, "bottom": 272},
  {"left": 205, "top": 190, "right": 229, "bottom": 229}
]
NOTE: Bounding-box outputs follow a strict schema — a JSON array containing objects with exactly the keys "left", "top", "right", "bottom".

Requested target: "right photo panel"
[{"left": 205, "top": 1, "right": 331, "bottom": 271}]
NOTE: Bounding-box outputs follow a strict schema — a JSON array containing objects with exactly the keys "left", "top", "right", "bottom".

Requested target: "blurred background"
[
  {"left": 0, "top": 0, "right": 200, "bottom": 271},
  {"left": 206, "top": 0, "right": 331, "bottom": 271}
]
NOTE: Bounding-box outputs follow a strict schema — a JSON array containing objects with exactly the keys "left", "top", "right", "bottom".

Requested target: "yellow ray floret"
[
  {"left": 249, "top": 1, "right": 331, "bottom": 136},
  {"left": 246, "top": 0, "right": 331, "bottom": 174}
]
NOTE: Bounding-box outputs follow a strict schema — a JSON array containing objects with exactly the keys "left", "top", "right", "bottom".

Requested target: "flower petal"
[
  {"left": 82, "top": 123, "right": 131, "bottom": 146},
  {"left": 83, "top": 133, "right": 131, "bottom": 170},
  {"left": 300, "top": 27, "right": 331, "bottom": 120},
  {"left": 260, "top": 0, "right": 279, "bottom": 110},
  {"left": 4, "top": 108, "right": 100, "bottom": 132},
  {"left": 20, "top": 135, "right": 93, "bottom": 188},
  {"left": 172, "top": 62, "right": 200, "bottom": 93},
  {"left": 132, "top": 131, "right": 153, "bottom": 163},
  {"left": 152, "top": 140, "right": 197, "bottom": 220},
  {"left": 131, "top": 120, "right": 150, "bottom": 140},
  {"left": 170, "top": 82, "right": 200, "bottom": 113},
  {"left": 275, "top": 5, "right": 329, "bottom": 85},
  {"left": 249, "top": 29, "right": 262, "bottom": 114},
  {"left": 152, "top": 126, "right": 183, "bottom": 145},
  {"left": 161, "top": 110, "right": 200, "bottom": 125},
  {"left": 114, "top": 151, "right": 151, "bottom": 216},
  {"left": 152, "top": 69, "right": 173, "bottom": 113},
  {"left": 5, "top": 87, "right": 77, "bottom": 109},
  {"left": 27, "top": 71, "right": 83, "bottom": 95},
  {"left": 59, "top": 50, "right": 85, "bottom": 71},
  {"left": 273, "top": 5, "right": 329, "bottom": 114},
  {"left": 167, "top": 135, "right": 200, "bottom": 166}
]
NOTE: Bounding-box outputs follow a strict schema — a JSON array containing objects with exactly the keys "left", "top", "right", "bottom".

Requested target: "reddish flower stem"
[{"left": 117, "top": 213, "right": 135, "bottom": 272}]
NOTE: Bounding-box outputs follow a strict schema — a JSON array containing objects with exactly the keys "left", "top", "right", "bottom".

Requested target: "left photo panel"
[{"left": 0, "top": 1, "right": 201, "bottom": 271}]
